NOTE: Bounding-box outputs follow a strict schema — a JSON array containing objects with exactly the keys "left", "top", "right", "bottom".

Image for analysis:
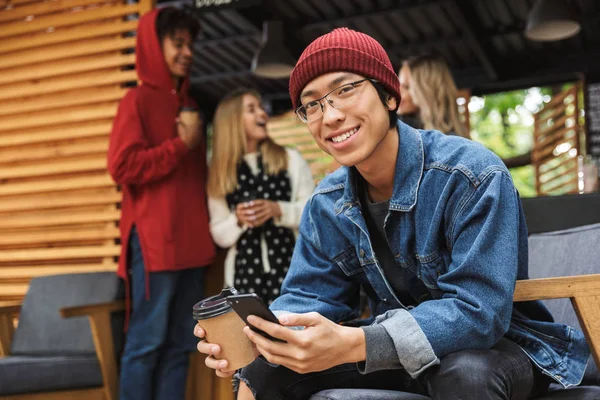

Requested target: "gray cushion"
[
  {"left": 528, "top": 223, "right": 600, "bottom": 384},
  {"left": 0, "top": 355, "right": 102, "bottom": 395},
  {"left": 311, "top": 389, "right": 430, "bottom": 400},
  {"left": 11, "top": 272, "right": 123, "bottom": 355}
]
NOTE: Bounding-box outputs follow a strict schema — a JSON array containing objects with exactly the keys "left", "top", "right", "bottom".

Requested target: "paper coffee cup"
[{"left": 193, "top": 288, "right": 255, "bottom": 371}]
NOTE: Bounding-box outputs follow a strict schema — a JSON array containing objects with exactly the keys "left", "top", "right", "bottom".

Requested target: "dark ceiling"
[{"left": 157, "top": 0, "right": 600, "bottom": 115}]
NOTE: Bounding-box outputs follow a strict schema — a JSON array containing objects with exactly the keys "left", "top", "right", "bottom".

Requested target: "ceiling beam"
[
  {"left": 443, "top": 0, "right": 498, "bottom": 81},
  {"left": 192, "top": 70, "right": 252, "bottom": 84},
  {"left": 388, "top": 32, "right": 466, "bottom": 57},
  {"left": 471, "top": 49, "right": 600, "bottom": 95},
  {"left": 300, "top": 0, "right": 440, "bottom": 33},
  {"left": 196, "top": 33, "right": 260, "bottom": 48}
]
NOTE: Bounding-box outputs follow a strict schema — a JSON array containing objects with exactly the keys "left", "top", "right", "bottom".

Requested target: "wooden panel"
[
  {"left": 0, "top": 69, "right": 137, "bottom": 101},
  {"left": 273, "top": 135, "right": 316, "bottom": 146},
  {"left": 538, "top": 159, "right": 577, "bottom": 184},
  {"left": 0, "top": 228, "right": 120, "bottom": 246},
  {"left": 0, "top": 120, "right": 112, "bottom": 147},
  {"left": 0, "top": 138, "right": 109, "bottom": 164},
  {"left": 542, "top": 166, "right": 579, "bottom": 193},
  {"left": 0, "top": 174, "right": 114, "bottom": 196},
  {"left": 0, "top": 19, "right": 138, "bottom": 54},
  {"left": 0, "top": 264, "right": 117, "bottom": 280},
  {"left": 0, "top": 36, "right": 135, "bottom": 70},
  {"left": 1, "top": 209, "right": 120, "bottom": 230},
  {"left": 0, "top": 0, "right": 40, "bottom": 6},
  {"left": 571, "top": 295, "right": 600, "bottom": 367},
  {"left": 0, "top": 283, "right": 30, "bottom": 297},
  {"left": 541, "top": 88, "right": 573, "bottom": 110},
  {"left": 0, "top": 3, "right": 140, "bottom": 39},
  {"left": 532, "top": 85, "right": 581, "bottom": 196},
  {"left": 2, "top": 157, "right": 107, "bottom": 179},
  {"left": 0, "top": 53, "right": 135, "bottom": 85},
  {"left": 535, "top": 102, "right": 568, "bottom": 127},
  {"left": 0, "top": 102, "right": 118, "bottom": 132},
  {"left": 0, "top": 2, "right": 160, "bottom": 395},
  {"left": 514, "top": 274, "right": 600, "bottom": 301},
  {"left": 268, "top": 111, "right": 335, "bottom": 182},
  {"left": 0, "top": 0, "right": 118, "bottom": 23},
  {"left": 536, "top": 114, "right": 570, "bottom": 140},
  {"left": 0, "top": 246, "right": 121, "bottom": 262},
  {"left": 0, "top": 190, "right": 120, "bottom": 213},
  {"left": 0, "top": 86, "right": 126, "bottom": 117}
]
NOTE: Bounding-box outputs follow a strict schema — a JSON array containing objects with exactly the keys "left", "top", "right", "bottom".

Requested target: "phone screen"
[{"left": 227, "top": 294, "right": 286, "bottom": 342}]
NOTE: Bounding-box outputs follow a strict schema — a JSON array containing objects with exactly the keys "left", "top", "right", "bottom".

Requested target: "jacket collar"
[{"left": 334, "top": 120, "right": 424, "bottom": 213}]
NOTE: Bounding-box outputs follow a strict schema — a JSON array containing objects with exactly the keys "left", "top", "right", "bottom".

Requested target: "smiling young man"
[
  {"left": 195, "top": 28, "right": 589, "bottom": 400},
  {"left": 108, "top": 7, "right": 215, "bottom": 400}
]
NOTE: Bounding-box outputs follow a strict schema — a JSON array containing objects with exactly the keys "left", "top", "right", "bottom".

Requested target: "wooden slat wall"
[
  {"left": 0, "top": 0, "right": 153, "bottom": 304},
  {"left": 268, "top": 111, "right": 339, "bottom": 183},
  {"left": 532, "top": 85, "right": 581, "bottom": 196}
]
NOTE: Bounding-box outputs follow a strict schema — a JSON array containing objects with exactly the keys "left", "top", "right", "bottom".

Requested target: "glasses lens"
[
  {"left": 296, "top": 107, "right": 308, "bottom": 122},
  {"left": 297, "top": 80, "right": 366, "bottom": 123},
  {"left": 329, "top": 83, "right": 358, "bottom": 109}
]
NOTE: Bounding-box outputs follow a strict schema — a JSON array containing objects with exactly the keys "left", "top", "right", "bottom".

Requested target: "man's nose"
[{"left": 322, "top": 101, "right": 345, "bottom": 125}]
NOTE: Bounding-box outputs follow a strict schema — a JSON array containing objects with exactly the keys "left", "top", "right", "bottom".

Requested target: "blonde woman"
[
  {"left": 398, "top": 54, "right": 470, "bottom": 138},
  {"left": 207, "top": 88, "right": 314, "bottom": 304}
]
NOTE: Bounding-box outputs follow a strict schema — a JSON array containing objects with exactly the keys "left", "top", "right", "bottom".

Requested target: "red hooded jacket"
[{"left": 107, "top": 8, "right": 215, "bottom": 285}]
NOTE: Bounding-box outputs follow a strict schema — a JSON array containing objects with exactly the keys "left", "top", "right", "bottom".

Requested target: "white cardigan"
[{"left": 208, "top": 148, "right": 315, "bottom": 287}]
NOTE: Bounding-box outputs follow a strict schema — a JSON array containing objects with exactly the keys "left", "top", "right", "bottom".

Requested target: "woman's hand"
[
  {"left": 235, "top": 200, "right": 282, "bottom": 228},
  {"left": 235, "top": 202, "right": 254, "bottom": 227},
  {"left": 194, "top": 324, "right": 258, "bottom": 377},
  {"left": 243, "top": 312, "right": 366, "bottom": 374}
]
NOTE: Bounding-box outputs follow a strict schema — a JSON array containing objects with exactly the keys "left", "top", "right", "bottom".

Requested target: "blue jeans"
[
  {"left": 238, "top": 338, "right": 551, "bottom": 400},
  {"left": 119, "top": 227, "right": 206, "bottom": 400}
]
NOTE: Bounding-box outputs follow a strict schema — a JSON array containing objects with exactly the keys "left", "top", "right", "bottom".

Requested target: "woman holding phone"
[{"left": 207, "top": 88, "right": 315, "bottom": 305}]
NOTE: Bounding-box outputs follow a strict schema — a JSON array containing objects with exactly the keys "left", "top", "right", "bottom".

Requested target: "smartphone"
[{"left": 227, "top": 293, "right": 286, "bottom": 342}]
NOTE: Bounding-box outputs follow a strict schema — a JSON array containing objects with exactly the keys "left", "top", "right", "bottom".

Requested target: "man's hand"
[
  {"left": 194, "top": 324, "right": 259, "bottom": 377},
  {"left": 177, "top": 117, "right": 202, "bottom": 149},
  {"left": 244, "top": 312, "right": 366, "bottom": 374},
  {"left": 236, "top": 200, "right": 282, "bottom": 228}
]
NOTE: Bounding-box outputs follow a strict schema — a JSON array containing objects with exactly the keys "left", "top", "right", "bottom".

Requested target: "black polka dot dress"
[{"left": 226, "top": 155, "right": 296, "bottom": 305}]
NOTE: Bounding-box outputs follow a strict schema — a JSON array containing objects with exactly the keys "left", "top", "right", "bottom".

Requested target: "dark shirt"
[{"left": 357, "top": 176, "right": 416, "bottom": 306}]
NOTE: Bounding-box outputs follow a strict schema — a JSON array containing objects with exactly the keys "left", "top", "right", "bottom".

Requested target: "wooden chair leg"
[
  {"left": 0, "top": 313, "right": 15, "bottom": 357},
  {"left": 88, "top": 313, "right": 118, "bottom": 400},
  {"left": 571, "top": 295, "right": 600, "bottom": 367}
]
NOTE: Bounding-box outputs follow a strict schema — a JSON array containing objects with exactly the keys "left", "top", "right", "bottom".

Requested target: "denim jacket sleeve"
[
  {"left": 364, "top": 169, "right": 521, "bottom": 377},
  {"left": 269, "top": 202, "right": 361, "bottom": 323}
]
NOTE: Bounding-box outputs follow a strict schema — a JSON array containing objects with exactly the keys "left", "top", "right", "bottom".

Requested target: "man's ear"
[{"left": 386, "top": 95, "right": 398, "bottom": 111}]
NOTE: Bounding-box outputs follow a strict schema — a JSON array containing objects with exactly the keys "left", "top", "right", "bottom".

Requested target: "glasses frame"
[{"left": 294, "top": 78, "right": 377, "bottom": 123}]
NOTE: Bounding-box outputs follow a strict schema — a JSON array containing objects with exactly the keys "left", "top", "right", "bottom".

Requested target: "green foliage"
[{"left": 469, "top": 87, "right": 553, "bottom": 198}]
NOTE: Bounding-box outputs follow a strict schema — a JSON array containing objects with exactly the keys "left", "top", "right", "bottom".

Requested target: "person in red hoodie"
[{"left": 107, "top": 6, "right": 215, "bottom": 400}]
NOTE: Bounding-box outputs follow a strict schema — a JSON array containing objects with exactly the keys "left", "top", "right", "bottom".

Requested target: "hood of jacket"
[{"left": 135, "top": 8, "right": 191, "bottom": 93}]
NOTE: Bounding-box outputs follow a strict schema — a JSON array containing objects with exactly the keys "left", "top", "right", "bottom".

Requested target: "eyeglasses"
[{"left": 295, "top": 78, "right": 376, "bottom": 123}]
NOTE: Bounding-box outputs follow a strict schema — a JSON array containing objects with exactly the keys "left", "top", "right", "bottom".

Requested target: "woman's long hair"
[
  {"left": 207, "top": 88, "right": 288, "bottom": 198},
  {"left": 404, "top": 54, "right": 469, "bottom": 138}
]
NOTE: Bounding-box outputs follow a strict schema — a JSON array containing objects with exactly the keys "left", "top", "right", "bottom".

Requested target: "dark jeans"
[
  {"left": 238, "top": 338, "right": 551, "bottom": 400},
  {"left": 119, "top": 227, "right": 206, "bottom": 400}
]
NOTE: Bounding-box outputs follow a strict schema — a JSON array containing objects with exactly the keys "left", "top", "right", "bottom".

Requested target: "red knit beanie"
[{"left": 289, "top": 27, "right": 401, "bottom": 110}]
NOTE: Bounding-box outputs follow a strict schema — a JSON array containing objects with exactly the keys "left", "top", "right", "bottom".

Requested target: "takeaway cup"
[{"left": 193, "top": 288, "right": 256, "bottom": 371}]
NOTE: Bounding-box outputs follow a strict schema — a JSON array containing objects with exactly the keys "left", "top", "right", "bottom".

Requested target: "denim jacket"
[{"left": 270, "top": 121, "right": 589, "bottom": 388}]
